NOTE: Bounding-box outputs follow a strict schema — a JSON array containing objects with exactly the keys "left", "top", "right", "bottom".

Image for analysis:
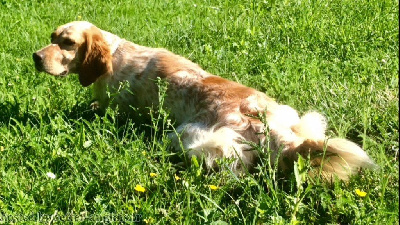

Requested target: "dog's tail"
[
  {"left": 282, "top": 138, "right": 377, "bottom": 181},
  {"left": 280, "top": 112, "right": 376, "bottom": 181}
]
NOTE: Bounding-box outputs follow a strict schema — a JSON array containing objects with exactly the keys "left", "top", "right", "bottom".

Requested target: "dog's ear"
[{"left": 79, "top": 26, "right": 112, "bottom": 87}]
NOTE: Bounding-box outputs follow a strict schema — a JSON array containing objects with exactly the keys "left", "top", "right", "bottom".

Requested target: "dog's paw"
[{"left": 90, "top": 101, "right": 101, "bottom": 111}]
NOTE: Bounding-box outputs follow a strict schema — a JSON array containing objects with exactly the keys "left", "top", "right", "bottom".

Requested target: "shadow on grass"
[
  {"left": 0, "top": 98, "right": 30, "bottom": 125},
  {"left": 0, "top": 97, "right": 98, "bottom": 126}
]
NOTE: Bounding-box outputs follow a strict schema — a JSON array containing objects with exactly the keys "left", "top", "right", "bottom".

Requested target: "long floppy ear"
[{"left": 79, "top": 26, "right": 112, "bottom": 87}]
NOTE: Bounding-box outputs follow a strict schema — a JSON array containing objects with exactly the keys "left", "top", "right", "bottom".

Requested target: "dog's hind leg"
[{"left": 168, "top": 123, "right": 256, "bottom": 172}]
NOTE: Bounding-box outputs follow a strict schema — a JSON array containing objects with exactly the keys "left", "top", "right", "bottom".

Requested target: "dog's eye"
[{"left": 63, "top": 38, "right": 75, "bottom": 46}]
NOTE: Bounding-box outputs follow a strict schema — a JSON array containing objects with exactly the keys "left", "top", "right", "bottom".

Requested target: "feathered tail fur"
[{"left": 279, "top": 111, "right": 377, "bottom": 181}]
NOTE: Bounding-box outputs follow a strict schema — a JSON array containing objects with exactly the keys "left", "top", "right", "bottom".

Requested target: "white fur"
[{"left": 298, "top": 112, "right": 327, "bottom": 139}]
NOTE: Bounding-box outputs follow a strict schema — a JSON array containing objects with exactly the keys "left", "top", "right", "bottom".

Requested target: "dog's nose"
[
  {"left": 33, "top": 52, "right": 45, "bottom": 71},
  {"left": 32, "top": 52, "right": 43, "bottom": 63}
]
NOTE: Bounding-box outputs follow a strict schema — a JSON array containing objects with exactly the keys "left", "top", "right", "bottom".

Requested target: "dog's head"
[{"left": 33, "top": 21, "right": 112, "bottom": 87}]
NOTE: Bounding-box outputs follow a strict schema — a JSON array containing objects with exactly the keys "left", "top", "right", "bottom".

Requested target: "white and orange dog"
[{"left": 33, "top": 21, "right": 375, "bottom": 181}]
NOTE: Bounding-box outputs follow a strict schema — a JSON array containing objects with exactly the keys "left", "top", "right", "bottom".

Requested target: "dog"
[{"left": 33, "top": 21, "right": 376, "bottom": 181}]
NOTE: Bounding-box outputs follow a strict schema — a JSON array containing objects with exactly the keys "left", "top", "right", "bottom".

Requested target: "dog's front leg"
[{"left": 91, "top": 78, "right": 111, "bottom": 112}]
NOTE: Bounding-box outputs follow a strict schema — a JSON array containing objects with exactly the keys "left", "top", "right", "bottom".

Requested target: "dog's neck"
[{"left": 100, "top": 30, "right": 124, "bottom": 55}]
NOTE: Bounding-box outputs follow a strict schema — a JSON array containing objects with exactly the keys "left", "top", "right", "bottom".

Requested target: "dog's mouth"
[
  {"left": 47, "top": 70, "right": 68, "bottom": 77},
  {"left": 33, "top": 63, "right": 68, "bottom": 77},
  {"left": 58, "top": 70, "right": 68, "bottom": 77}
]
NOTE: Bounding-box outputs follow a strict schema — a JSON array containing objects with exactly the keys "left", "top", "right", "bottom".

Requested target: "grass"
[{"left": 0, "top": 0, "right": 398, "bottom": 224}]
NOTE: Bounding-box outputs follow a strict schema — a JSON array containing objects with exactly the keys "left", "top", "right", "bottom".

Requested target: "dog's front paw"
[{"left": 90, "top": 101, "right": 101, "bottom": 111}]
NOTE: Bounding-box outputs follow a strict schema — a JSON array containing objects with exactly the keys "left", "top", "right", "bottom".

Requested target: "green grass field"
[{"left": 0, "top": 0, "right": 398, "bottom": 224}]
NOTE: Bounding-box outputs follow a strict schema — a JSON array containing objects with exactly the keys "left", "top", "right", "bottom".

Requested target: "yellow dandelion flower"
[
  {"left": 355, "top": 189, "right": 367, "bottom": 197},
  {"left": 174, "top": 174, "right": 181, "bottom": 181},
  {"left": 141, "top": 151, "right": 146, "bottom": 156},
  {"left": 150, "top": 173, "right": 157, "bottom": 177},
  {"left": 0, "top": 146, "right": 4, "bottom": 152},
  {"left": 208, "top": 185, "right": 219, "bottom": 190},
  {"left": 144, "top": 217, "right": 154, "bottom": 224},
  {"left": 134, "top": 184, "right": 146, "bottom": 193}
]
